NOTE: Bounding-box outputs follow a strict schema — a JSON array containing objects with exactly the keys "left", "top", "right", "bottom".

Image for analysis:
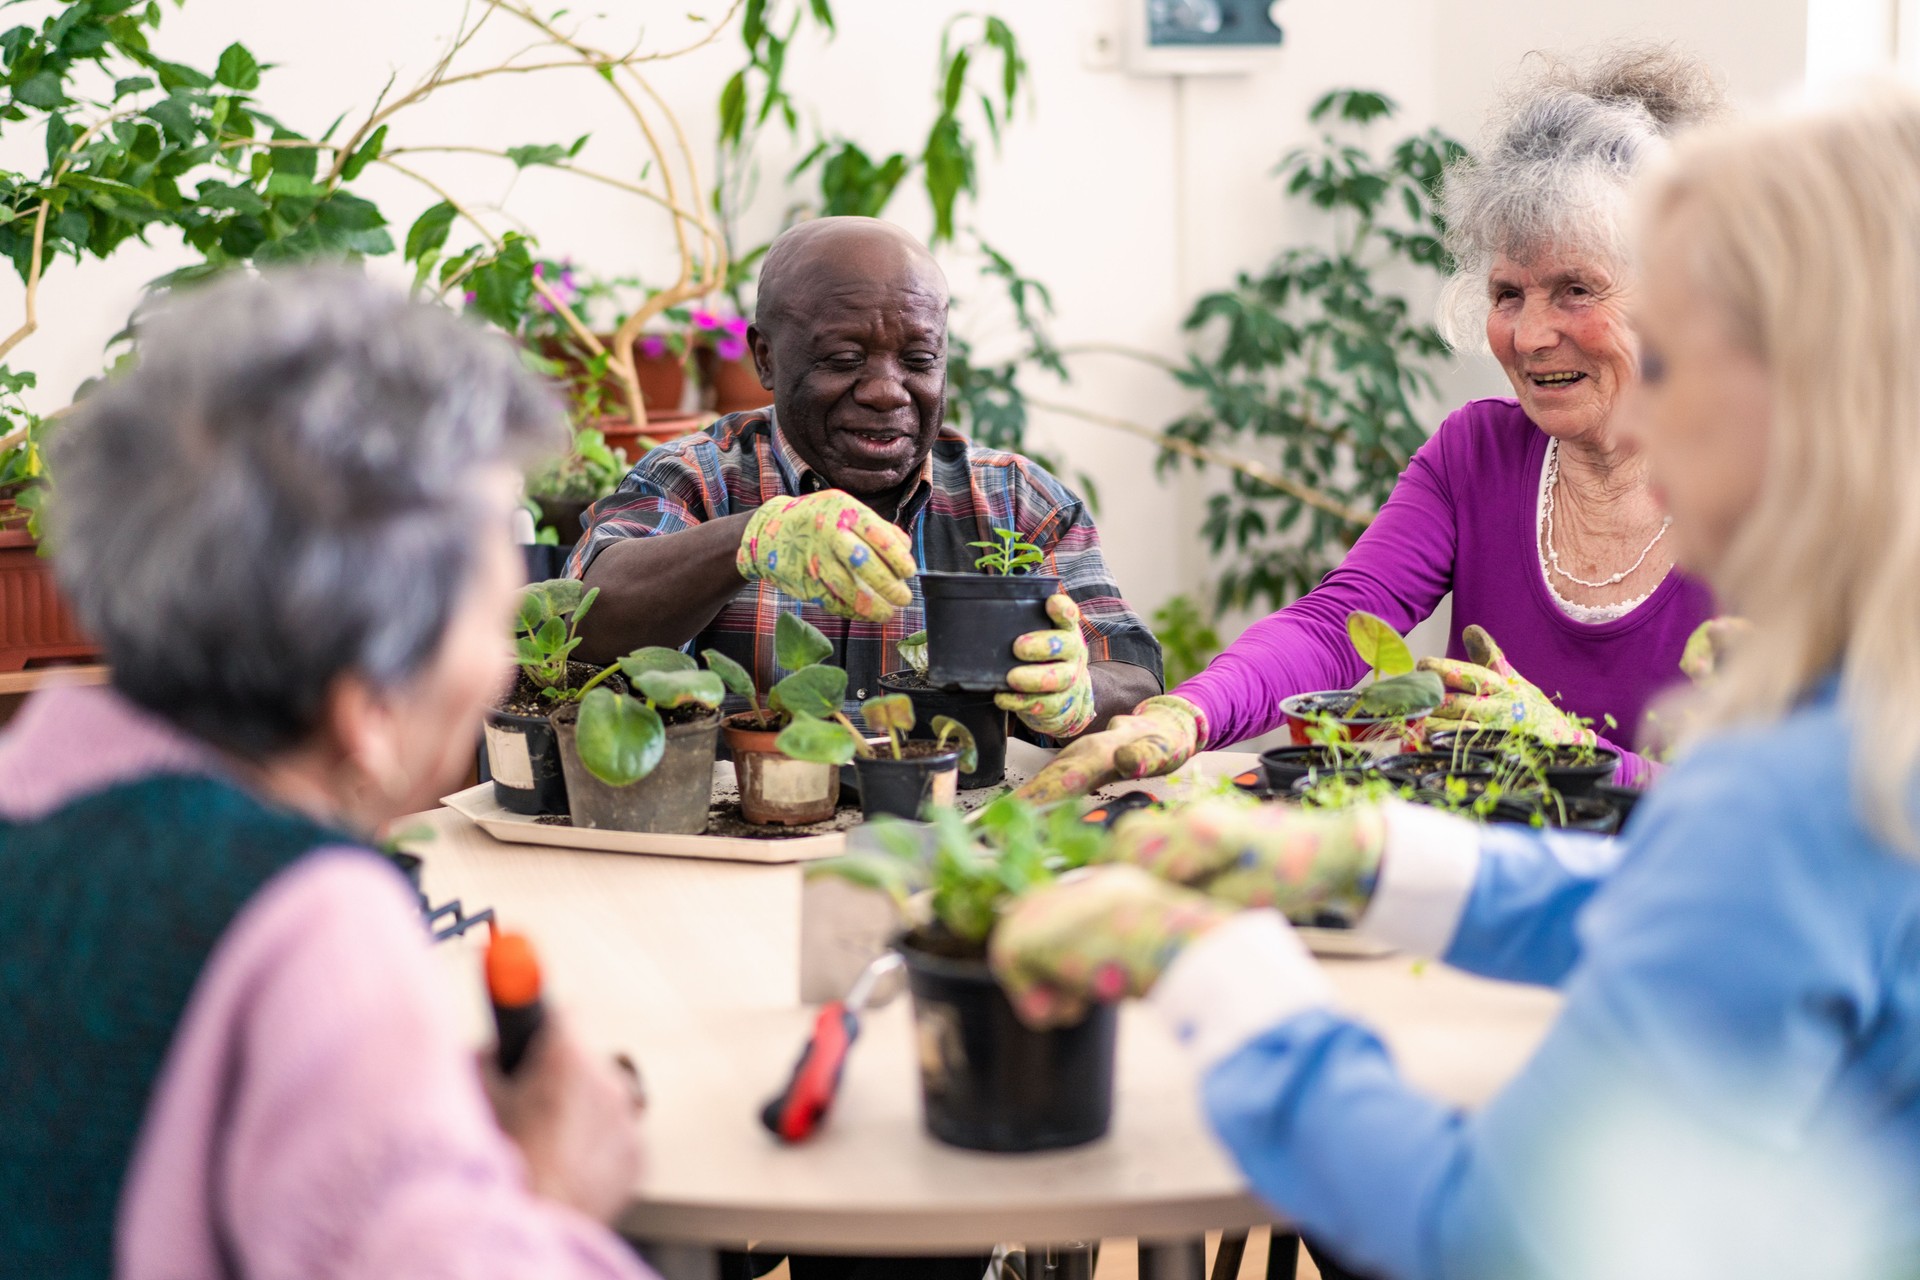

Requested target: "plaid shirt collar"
[{"left": 765, "top": 408, "right": 942, "bottom": 524}]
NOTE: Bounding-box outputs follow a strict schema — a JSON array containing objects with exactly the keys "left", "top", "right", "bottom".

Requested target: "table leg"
[
  {"left": 636, "top": 1242, "right": 721, "bottom": 1280},
  {"left": 1139, "top": 1238, "right": 1207, "bottom": 1280},
  {"left": 1265, "top": 1230, "right": 1301, "bottom": 1280},
  {"left": 1212, "top": 1230, "right": 1248, "bottom": 1280},
  {"left": 1023, "top": 1242, "right": 1096, "bottom": 1280}
]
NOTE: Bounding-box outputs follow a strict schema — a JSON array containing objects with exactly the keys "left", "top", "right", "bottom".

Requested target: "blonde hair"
[
  {"left": 1437, "top": 43, "right": 1727, "bottom": 348},
  {"left": 1643, "top": 86, "right": 1920, "bottom": 846}
]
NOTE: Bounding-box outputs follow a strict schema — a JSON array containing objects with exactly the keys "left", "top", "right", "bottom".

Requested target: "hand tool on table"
[
  {"left": 760, "top": 950, "right": 904, "bottom": 1143},
  {"left": 485, "top": 925, "right": 545, "bottom": 1075}
]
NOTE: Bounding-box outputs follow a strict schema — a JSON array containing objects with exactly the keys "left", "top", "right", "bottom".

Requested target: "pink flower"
[
  {"left": 640, "top": 335, "right": 669, "bottom": 360},
  {"left": 533, "top": 262, "right": 546, "bottom": 278},
  {"left": 723, "top": 316, "right": 749, "bottom": 337},
  {"left": 717, "top": 336, "right": 748, "bottom": 362},
  {"left": 462, "top": 290, "right": 476, "bottom": 305},
  {"left": 692, "top": 309, "right": 720, "bottom": 330}
]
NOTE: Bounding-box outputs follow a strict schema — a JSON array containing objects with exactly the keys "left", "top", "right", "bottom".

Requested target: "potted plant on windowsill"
[
  {"left": 486, "top": 579, "right": 624, "bottom": 816},
  {"left": 550, "top": 645, "right": 730, "bottom": 834},
  {"left": 524, "top": 426, "right": 628, "bottom": 552},
  {"left": 810, "top": 797, "right": 1113, "bottom": 1152},
  {"left": 1279, "top": 611, "right": 1443, "bottom": 749},
  {"left": 920, "top": 528, "right": 1060, "bottom": 693},
  {"left": 876, "top": 629, "right": 1008, "bottom": 788},
  {"left": 689, "top": 305, "right": 770, "bottom": 416},
  {"left": 711, "top": 613, "right": 845, "bottom": 826}
]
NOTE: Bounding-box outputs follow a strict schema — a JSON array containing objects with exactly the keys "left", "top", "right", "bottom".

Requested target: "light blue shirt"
[{"left": 1197, "top": 684, "right": 1920, "bottom": 1278}]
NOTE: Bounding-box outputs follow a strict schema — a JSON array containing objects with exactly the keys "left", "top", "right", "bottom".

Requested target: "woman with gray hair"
[
  {"left": 0, "top": 271, "right": 654, "bottom": 1278},
  {"left": 1021, "top": 47, "right": 1723, "bottom": 803}
]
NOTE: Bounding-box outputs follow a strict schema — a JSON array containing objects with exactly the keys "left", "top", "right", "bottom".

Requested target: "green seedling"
[
  {"left": 774, "top": 692, "right": 977, "bottom": 770},
  {"left": 572, "top": 645, "right": 728, "bottom": 787},
  {"left": 515, "top": 579, "right": 602, "bottom": 697},
  {"left": 899, "top": 630, "right": 930, "bottom": 678},
  {"left": 1344, "top": 610, "right": 1444, "bottom": 718},
  {"left": 970, "top": 527, "right": 1046, "bottom": 576},
  {"left": 706, "top": 613, "right": 846, "bottom": 733},
  {"left": 809, "top": 794, "right": 1103, "bottom": 945}
]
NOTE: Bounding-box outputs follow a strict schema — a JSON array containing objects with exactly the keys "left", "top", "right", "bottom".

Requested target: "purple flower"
[
  {"left": 717, "top": 336, "right": 748, "bottom": 362},
  {"left": 463, "top": 290, "right": 476, "bottom": 305},
  {"left": 640, "top": 335, "right": 669, "bottom": 359},
  {"left": 723, "top": 315, "right": 749, "bottom": 337},
  {"left": 692, "top": 309, "right": 720, "bottom": 330},
  {"left": 533, "top": 262, "right": 546, "bottom": 278}
]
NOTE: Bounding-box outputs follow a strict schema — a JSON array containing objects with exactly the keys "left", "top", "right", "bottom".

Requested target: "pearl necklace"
[{"left": 1541, "top": 438, "right": 1672, "bottom": 589}]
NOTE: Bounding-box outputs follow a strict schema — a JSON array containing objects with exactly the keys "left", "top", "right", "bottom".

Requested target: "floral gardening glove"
[
  {"left": 1011, "top": 694, "right": 1206, "bottom": 804},
  {"left": 1103, "top": 799, "right": 1386, "bottom": 925},
  {"left": 1680, "top": 616, "right": 1751, "bottom": 683},
  {"left": 995, "top": 593, "right": 1096, "bottom": 739},
  {"left": 989, "top": 865, "right": 1232, "bottom": 1028},
  {"left": 736, "top": 491, "right": 917, "bottom": 623},
  {"left": 1416, "top": 624, "right": 1596, "bottom": 746}
]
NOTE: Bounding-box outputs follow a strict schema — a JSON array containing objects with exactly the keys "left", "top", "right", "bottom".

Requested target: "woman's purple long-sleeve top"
[{"left": 1176, "top": 399, "right": 1715, "bottom": 765}]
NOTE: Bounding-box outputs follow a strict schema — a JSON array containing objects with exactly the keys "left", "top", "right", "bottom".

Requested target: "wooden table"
[{"left": 407, "top": 751, "right": 1560, "bottom": 1278}]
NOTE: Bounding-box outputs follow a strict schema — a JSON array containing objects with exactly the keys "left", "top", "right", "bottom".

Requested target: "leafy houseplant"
[
  {"left": 714, "top": 612, "right": 848, "bottom": 826},
  {"left": 484, "top": 579, "right": 622, "bottom": 816},
  {"left": 776, "top": 692, "right": 976, "bottom": 821},
  {"left": 551, "top": 643, "right": 729, "bottom": 836},
  {"left": 523, "top": 426, "right": 627, "bottom": 551},
  {"left": 919, "top": 527, "right": 1060, "bottom": 694},
  {"left": 1279, "top": 611, "right": 1444, "bottom": 748},
  {"left": 878, "top": 626, "right": 1009, "bottom": 789},
  {"left": 810, "top": 796, "right": 1115, "bottom": 1151}
]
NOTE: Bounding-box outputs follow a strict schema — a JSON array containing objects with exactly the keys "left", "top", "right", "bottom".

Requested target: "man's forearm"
[
  {"left": 575, "top": 514, "right": 754, "bottom": 662},
  {"left": 1087, "top": 660, "right": 1164, "bottom": 733}
]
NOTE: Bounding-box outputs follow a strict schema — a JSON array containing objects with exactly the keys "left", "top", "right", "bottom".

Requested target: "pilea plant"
[
  {"left": 707, "top": 612, "right": 849, "bottom": 734},
  {"left": 572, "top": 645, "right": 728, "bottom": 787},
  {"left": 969, "top": 527, "right": 1044, "bottom": 576}
]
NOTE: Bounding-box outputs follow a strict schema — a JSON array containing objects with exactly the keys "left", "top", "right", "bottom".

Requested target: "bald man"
[{"left": 571, "top": 217, "right": 1162, "bottom": 740}]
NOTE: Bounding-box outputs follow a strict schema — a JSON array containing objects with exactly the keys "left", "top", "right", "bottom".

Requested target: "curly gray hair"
[
  {"left": 49, "top": 268, "right": 565, "bottom": 755},
  {"left": 1436, "top": 44, "right": 1728, "bottom": 348}
]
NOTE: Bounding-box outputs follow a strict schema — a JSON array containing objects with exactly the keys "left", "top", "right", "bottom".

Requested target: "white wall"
[{"left": 1, "top": 0, "right": 1811, "bottom": 647}]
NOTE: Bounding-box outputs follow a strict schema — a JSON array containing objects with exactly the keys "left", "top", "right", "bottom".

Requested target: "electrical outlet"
[{"left": 1083, "top": 0, "right": 1122, "bottom": 71}]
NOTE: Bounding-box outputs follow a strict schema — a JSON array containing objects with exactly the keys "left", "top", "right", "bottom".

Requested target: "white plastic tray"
[{"left": 440, "top": 781, "right": 849, "bottom": 864}]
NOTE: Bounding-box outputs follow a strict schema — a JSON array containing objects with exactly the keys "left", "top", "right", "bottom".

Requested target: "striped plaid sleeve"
[
  {"left": 1009, "top": 458, "right": 1165, "bottom": 685},
  {"left": 567, "top": 439, "right": 720, "bottom": 579}
]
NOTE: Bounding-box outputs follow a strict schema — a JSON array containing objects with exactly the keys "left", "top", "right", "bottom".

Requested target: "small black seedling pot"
[
  {"left": 1425, "top": 727, "right": 1525, "bottom": 755},
  {"left": 1491, "top": 794, "right": 1619, "bottom": 834},
  {"left": 1260, "top": 744, "right": 1363, "bottom": 791},
  {"left": 1509, "top": 744, "right": 1621, "bottom": 798},
  {"left": 483, "top": 703, "right": 568, "bottom": 815},
  {"left": 1373, "top": 750, "right": 1498, "bottom": 785},
  {"left": 919, "top": 570, "right": 1062, "bottom": 693},
  {"left": 1289, "top": 767, "right": 1376, "bottom": 796},
  {"left": 855, "top": 742, "right": 961, "bottom": 821},
  {"left": 898, "top": 932, "right": 1117, "bottom": 1153},
  {"left": 1593, "top": 780, "right": 1646, "bottom": 829},
  {"left": 878, "top": 669, "right": 1008, "bottom": 788}
]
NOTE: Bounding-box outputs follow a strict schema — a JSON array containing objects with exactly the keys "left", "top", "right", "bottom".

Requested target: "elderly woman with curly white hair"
[
  {"left": 1023, "top": 47, "right": 1724, "bottom": 802},
  {"left": 994, "top": 87, "right": 1920, "bottom": 1280}
]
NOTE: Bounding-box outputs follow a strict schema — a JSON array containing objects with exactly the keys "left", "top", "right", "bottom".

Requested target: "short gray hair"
[
  {"left": 49, "top": 268, "right": 565, "bottom": 755},
  {"left": 1437, "top": 44, "right": 1728, "bottom": 347}
]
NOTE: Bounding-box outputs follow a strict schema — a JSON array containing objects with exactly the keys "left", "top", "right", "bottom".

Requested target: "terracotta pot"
[
  {"left": 694, "top": 343, "right": 773, "bottom": 415},
  {"left": 723, "top": 711, "right": 839, "bottom": 826},
  {"left": 534, "top": 334, "right": 689, "bottom": 415},
  {"left": 0, "top": 527, "right": 98, "bottom": 672},
  {"left": 595, "top": 414, "right": 702, "bottom": 467}
]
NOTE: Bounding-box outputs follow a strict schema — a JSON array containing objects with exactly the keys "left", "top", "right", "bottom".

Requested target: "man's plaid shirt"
[{"left": 568, "top": 408, "right": 1162, "bottom": 721}]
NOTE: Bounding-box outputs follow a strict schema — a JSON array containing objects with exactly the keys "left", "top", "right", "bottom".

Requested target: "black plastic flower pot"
[
  {"left": 483, "top": 704, "right": 569, "bottom": 816},
  {"left": 898, "top": 933, "right": 1117, "bottom": 1153},
  {"left": 1260, "top": 744, "right": 1365, "bottom": 791},
  {"left": 1510, "top": 745, "right": 1622, "bottom": 798},
  {"left": 1491, "top": 794, "right": 1619, "bottom": 833},
  {"left": 854, "top": 743, "right": 961, "bottom": 821},
  {"left": 1288, "top": 767, "right": 1376, "bottom": 796},
  {"left": 1593, "top": 780, "right": 1646, "bottom": 829},
  {"left": 551, "top": 704, "right": 721, "bottom": 834},
  {"left": 918, "top": 570, "right": 1062, "bottom": 693},
  {"left": 1373, "top": 749, "right": 1498, "bottom": 785},
  {"left": 878, "top": 669, "right": 1007, "bottom": 788},
  {"left": 1425, "top": 726, "right": 1525, "bottom": 755}
]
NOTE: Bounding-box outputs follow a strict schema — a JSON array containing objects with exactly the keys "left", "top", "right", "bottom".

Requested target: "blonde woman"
[{"left": 990, "top": 90, "right": 1920, "bottom": 1278}]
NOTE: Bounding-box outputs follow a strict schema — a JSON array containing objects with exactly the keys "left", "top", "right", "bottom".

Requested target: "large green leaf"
[
  {"left": 214, "top": 42, "right": 260, "bottom": 91},
  {"left": 702, "top": 649, "right": 756, "bottom": 702},
  {"left": 1349, "top": 670, "right": 1443, "bottom": 718},
  {"left": 530, "top": 577, "right": 585, "bottom": 617},
  {"left": 775, "top": 714, "right": 860, "bottom": 766},
  {"left": 898, "top": 630, "right": 929, "bottom": 677},
  {"left": 575, "top": 688, "right": 664, "bottom": 786},
  {"left": 633, "top": 669, "right": 725, "bottom": 710},
  {"left": 404, "top": 201, "right": 455, "bottom": 262},
  {"left": 617, "top": 646, "right": 696, "bottom": 679},
  {"left": 1346, "top": 610, "right": 1413, "bottom": 678},
  {"left": 770, "top": 665, "right": 847, "bottom": 719},
  {"left": 774, "top": 611, "right": 832, "bottom": 670}
]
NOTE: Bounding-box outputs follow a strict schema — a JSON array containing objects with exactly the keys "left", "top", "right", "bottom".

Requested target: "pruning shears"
[{"left": 759, "top": 951, "right": 904, "bottom": 1143}]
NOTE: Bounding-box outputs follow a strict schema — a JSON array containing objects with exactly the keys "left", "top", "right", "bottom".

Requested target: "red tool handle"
[{"left": 759, "top": 1001, "right": 859, "bottom": 1143}]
